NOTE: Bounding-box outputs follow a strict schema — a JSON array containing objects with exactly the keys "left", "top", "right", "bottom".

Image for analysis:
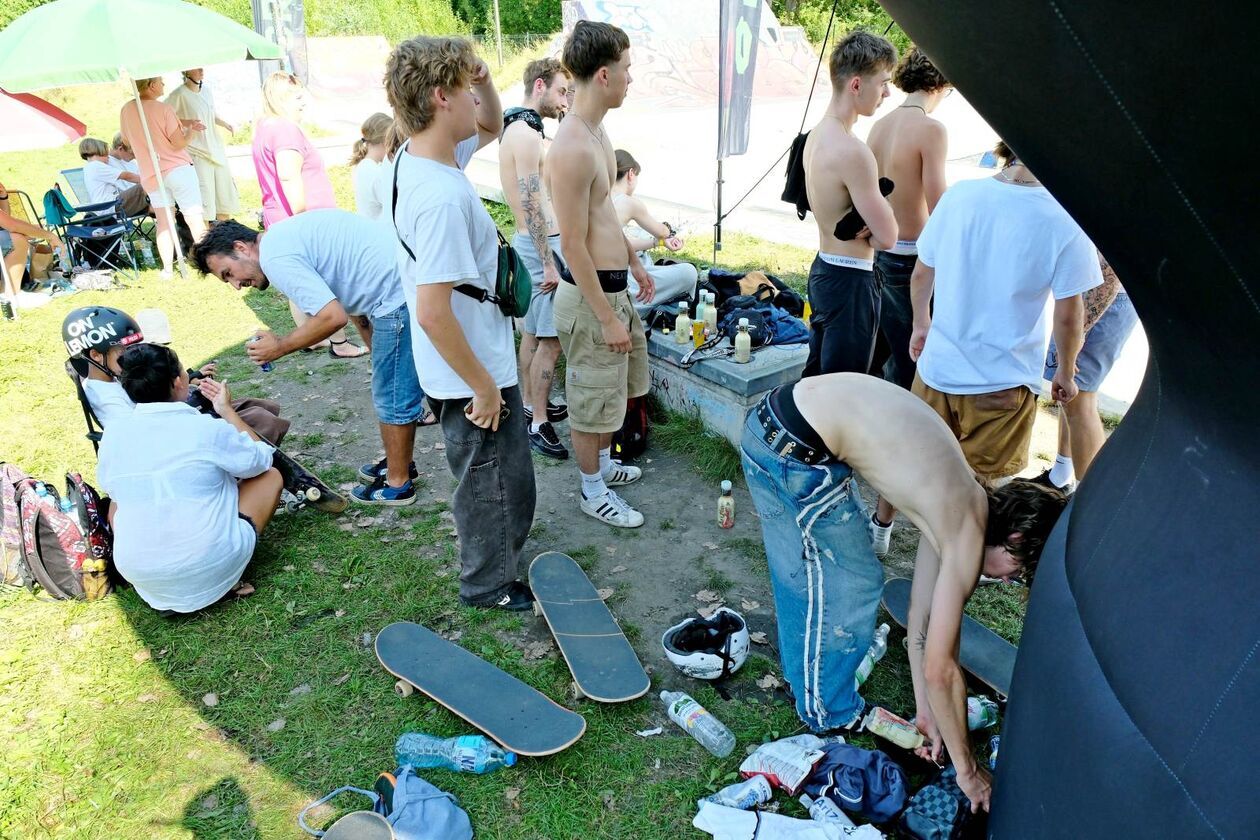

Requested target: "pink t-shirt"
[
  {"left": 119, "top": 99, "right": 193, "bottom": 192},
  {"left": 251, "top": 117, "right": 336, "bottom": 228}
]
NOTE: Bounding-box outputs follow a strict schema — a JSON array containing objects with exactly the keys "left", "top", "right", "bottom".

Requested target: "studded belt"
[{"left": 753, "top": 397, "right": 832, "bottom": 465}]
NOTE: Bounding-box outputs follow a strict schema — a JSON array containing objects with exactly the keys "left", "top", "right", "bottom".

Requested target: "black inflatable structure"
[{"left": 878, "top": 1, "right": 1260, "bottom": 835}]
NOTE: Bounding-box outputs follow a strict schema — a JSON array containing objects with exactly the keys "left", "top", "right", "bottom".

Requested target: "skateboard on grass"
[
  {"left": 375, "top": 621, "right": 586, "bottom": 757},
  {"left": 529, "top": 551, "right": 650, "bottom": 703},
  {"left": 270, "top": 444, "right": 347, "bottom": 514},
  {"left": 881, "top": 576, "right": 1016, "bottom": 700}
]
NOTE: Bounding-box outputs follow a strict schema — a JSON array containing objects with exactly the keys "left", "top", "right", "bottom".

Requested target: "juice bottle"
[{"left": 674, "top": 302, "right": 691, "bottom": 344}]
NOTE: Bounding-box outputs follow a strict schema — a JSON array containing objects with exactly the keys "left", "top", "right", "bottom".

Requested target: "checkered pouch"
[{"left": 898, "top": 765, "right": 970, "bottom": 840}]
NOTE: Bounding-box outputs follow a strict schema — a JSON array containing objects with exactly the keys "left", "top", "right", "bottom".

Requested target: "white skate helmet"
[{"left": 661, "top": 607, "right": 750, "bottom": 680}]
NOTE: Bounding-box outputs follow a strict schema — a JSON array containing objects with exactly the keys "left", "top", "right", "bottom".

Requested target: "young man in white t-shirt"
[
  {"left": 384, "top": 36, "right": 538, "bottom": 611},
  {"left": 908, "top": 142, "right": 1103, "bottom": 480}
]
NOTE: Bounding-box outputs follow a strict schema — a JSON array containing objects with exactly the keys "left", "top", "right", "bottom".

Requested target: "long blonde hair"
[
  {"left": 261, "top": 71, "right": 304, "bottom": 121},
  {"left": 350, "top": 112, "right": 393, "bottom": 166}
]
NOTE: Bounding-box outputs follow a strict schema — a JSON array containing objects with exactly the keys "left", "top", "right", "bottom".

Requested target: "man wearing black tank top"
[{"left": 740, "top": 373, "right": 1066, "bottom": 812}]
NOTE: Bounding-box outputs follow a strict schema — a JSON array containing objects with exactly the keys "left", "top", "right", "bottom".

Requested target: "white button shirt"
[{"left": 97, "top": 402, "right": 273, "bottom": 612}]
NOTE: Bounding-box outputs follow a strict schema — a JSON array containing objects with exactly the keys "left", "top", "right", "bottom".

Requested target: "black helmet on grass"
[{"left": 63, "top": 306, "right": 143, "bottom": 377}]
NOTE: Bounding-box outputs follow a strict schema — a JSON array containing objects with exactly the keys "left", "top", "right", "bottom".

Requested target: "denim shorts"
[
  {"left": 514, "top": 232, "right": 563, "bottom": 338},
  {"left": 370, "top": 304, "right": 426, "bottom": 425},
  {"left": 0, "top": 229, "right": 13, "bottom": 257},
  {"left": 740, "top": 407, "right": 881, "bottom": 731},
  {"left": 1044, "top": 293, "right": 1138, "bottom": 392}
]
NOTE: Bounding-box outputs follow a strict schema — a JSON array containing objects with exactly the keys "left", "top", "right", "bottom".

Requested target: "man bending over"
[
  {"left": 193, "top": 211, "right": 432, "bottom": 506},
  {"left": 740, "top": 373, "right": 1066, "bottom": 811}
]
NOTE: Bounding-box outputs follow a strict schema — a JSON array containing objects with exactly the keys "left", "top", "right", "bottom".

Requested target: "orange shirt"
[{"left": 119, "top": 99, "right": 192, "bottom": 192}]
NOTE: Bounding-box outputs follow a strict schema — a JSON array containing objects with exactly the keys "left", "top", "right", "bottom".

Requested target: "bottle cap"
[
  {"left": 738, "top": 317, "right": 749, "bottom": 327},
  {"left": 504, "top": 751, "right": 518, "bottom": 767},
  {"left": 721, "top": 480, "right": 732, "bottom": 492},
  {"left": 678, "top": 301, "right": 688, "bottom": 311}
]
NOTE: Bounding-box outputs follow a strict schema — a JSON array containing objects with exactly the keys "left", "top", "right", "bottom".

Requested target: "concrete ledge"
[{"left": 647, "top": 331, "right": 808, "bottom": 446}]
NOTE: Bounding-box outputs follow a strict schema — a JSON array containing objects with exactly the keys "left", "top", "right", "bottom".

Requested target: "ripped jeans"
[{"left": 740, "top": 410, "right": 883, "bottom": 731}]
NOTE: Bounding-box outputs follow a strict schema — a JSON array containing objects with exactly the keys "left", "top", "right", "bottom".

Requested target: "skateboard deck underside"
[
  {"left": 529, "top": 552, "right": 650, "bottom": 702},
  {"left": 375, "top": 621, "right": 586, "bottom": 756},
  {"left": 881, "top": 577, "right": 1015, "bottom": 699}
]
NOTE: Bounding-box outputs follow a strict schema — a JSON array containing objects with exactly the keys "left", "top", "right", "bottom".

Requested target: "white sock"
[
  {"left": 1049, "top": 454, "right": 1074, "bottom": 487},
  {"left": 523, "top": 403, "right": 534, "bottom": 414},
  {"left": 581, "top": 470, "right": 608, "bottom": 500},
  {"left": 598, "top": 447, "right": 612, "bottom": 476},
  {"left": 530, "top": 422, "right": 542, "bottom": 434}
]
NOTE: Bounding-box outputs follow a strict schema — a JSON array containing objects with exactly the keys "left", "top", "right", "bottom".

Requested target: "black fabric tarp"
[{"left": 878, "top": 1, "right": 1260, "bottom": 835}]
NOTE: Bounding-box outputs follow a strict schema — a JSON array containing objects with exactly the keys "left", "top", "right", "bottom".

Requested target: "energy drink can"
[{"left": 249, "top": 335, "right": 273, "bottom": 372}]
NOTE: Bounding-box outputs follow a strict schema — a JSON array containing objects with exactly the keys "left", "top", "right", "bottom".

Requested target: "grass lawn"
[{"left": 1, "top": 81, "right": 1031, "bottom": 839}]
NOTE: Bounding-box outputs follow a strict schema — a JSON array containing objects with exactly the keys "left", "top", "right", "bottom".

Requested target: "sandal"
[
  {"left": 328, "top": 338, "right": 368, "bottom": 359},
  {"left": 417, "top": 409, "right": 438, "bottom": 427},
  {"left": 301, "top": 340, "right": 332, "bottom": 353}
]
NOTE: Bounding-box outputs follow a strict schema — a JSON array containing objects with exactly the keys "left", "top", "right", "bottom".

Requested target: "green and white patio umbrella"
[{"left": 0, "top": 0, "right": 282, "bottom": 273}]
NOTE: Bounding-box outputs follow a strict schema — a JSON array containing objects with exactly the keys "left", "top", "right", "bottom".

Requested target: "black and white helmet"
[
  {"left": 661, "top": 607, "right": 750, "bottom": 680},
  {"left": 63, "top": 306, "right": 143, "bottom": 376}
]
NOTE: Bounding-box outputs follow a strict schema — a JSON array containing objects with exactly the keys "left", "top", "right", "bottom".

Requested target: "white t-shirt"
[
  {"left": 916, "top": 177, "right": 1102, "bottom": 395},
  {"left": 83, "top": 159, "right": 129, "bottom": 204},
  {"left": 97, "top": 402, "right": 274, "bottom": 613},
  {"left": 393, "top": 136, "right": 516, "bottom": 400},
  {"left": 353, "top": 157, "right": 382, "bottom": 220},
  {"left": 82, "top": 377, "right": 135, "bottom": 426},
  {"left": 111, "top": 156, "right": 140, "bottom": 175},
  {"left": 164, "top": 83, "right": 228, "bottom": 165},
  {"left": 259, "top": 208, "right": 405, "bottom": 320},
  {"left": 372, "top": 157, "right": 394, "bottom": 228}
]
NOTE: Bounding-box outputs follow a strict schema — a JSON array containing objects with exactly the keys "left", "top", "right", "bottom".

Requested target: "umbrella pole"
[{"left": 127, "top": 74, "right": 186, "bottom": 279}]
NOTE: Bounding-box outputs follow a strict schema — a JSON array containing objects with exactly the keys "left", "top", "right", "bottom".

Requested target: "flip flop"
[{"left": 328, "top": 339, "right": 369, "bottom": 359}]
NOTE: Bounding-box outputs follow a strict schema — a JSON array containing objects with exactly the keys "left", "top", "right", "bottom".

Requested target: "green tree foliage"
[
  {"left": 770, "top": 0, "right": 911, "bottom": 52},
  {"left": 452, "top": 0, "right": 560, "bottom": 35}
]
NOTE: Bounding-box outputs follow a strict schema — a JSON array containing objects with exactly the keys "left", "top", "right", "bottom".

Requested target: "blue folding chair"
[{"left": 42, "top": 186, "right": 138, "bottom": 281}]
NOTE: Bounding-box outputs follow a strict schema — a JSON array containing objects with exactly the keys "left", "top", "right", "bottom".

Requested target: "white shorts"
[{"left": 147, "top": 164, "right": 204, "bottom": 213}]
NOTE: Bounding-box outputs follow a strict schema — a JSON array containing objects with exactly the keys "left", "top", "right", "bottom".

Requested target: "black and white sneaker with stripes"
[
  {"left": 603, "top": 462, "right": 642, "bottom": 487},
  {"left": 580, "top": 489, "right": 644, "bottom": 528}
]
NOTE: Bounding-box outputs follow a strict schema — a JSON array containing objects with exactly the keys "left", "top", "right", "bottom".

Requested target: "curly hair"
[
  {"left": 562, "top": 20, "right": 630, "bottom": 82},
  {"left": 985, "top": 479, "right": 1069, "bottom": 587},
  {"left": 829, "top": 30, "right": 897, "bottom": 87},
  {"left": 893, "top": 47, "right": 949, "bottom": 93},
  {"left": 385, "top": 36, "right": 479, "bottom": 136},
  {"left": 191, "top": 220, "right": 257, "bottom": 276},
  {"left": 523, "top": 57, "right": 566, "bottom": 92}
]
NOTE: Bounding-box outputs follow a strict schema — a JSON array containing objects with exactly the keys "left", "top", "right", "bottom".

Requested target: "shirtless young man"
[
  {"left": 499, "top": 57, "right": 571, "bottom": 460},
  {"left": 549, "top": 21, "right": 655, "bottom": 528},
  {"left": 800, "top": 31, "right": 899, "bottom": 377},
  {"left": 864, "top": 47, "right": 951, "bottom": 554},
  {"left": 741, "top": 373, "right": 1066, "bottom": 811}
]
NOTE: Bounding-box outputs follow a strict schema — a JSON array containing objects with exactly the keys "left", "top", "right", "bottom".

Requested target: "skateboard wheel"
[
  {"left": 570, "top": 681, "right": 585, "bottom": 701},
  {"left": 394, "top": 680, "right": 414, "bottom": 698},
  {"left": 532, "top": 600, "right": 543, "bottom": 617},
  {"left": 305, "top": 485, "right": 322, "bottom": 502},
  {"left": 285, "top": 500, "right": 302, "bottom": 514},
  {"left": 902, "top": 637, "right": 909, "bottom": 651}
]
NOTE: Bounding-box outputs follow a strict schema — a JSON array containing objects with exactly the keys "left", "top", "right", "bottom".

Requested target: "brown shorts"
[
  {"left": 911, "top": 374, "right": 1037, "bottom": 480},
  {"left": 553, "top": 281, "right": 649, "bottom": 433}
]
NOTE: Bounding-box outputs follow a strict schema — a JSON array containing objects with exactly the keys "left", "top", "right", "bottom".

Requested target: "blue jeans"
[
  {"left": 370, "top": 304, "right": 426, "bottom": 425},
  {"left": 740, "top": 409, "right": 882, "bottom": 731}
]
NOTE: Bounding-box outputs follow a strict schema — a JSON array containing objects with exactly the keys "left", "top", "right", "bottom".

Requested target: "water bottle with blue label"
[{"left": 394, "top": 733, "right": 516, "bottom": 774}]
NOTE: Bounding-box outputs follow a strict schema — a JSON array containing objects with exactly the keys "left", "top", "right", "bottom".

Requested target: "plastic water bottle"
[
  {"left": 800, "top": 793, "right": 857, "bottom": 828},
  {"left": 967, "top": 696, "right": 1000, "bottom": 730},
  {"left": 34, "top": 483, "right": 51, "bottom": 500},
  {"left": 137, "top": 240, "right": 154, "bottom": 268},
  {"left": 55, "top": 245, "right": 72, "bottom": 274},
  {"left": 394, "top": 733, "right": 516, "bottom": 774},
  {"left": 248, "top": 335, "right": 273, "bottom": 372},
  {"left": 988, "top": 735, "right": 1000, "bottom": 770},
  {"left": 661, "top": 690, "right": 735, "bottom": 757},
  {"left": 700, "top": 776, "right": 772, "bottom": 810},
  {"left": 854, "top": 623, "right": 890, "bottom": 688}
]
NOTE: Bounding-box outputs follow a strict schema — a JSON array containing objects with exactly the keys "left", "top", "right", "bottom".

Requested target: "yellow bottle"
[
  {"left": 674, "top": 302, "right": 691, "bottom": 344},
  {"left": 692, "top": 319, "right": 706, "bottom": 348},
  {"left": 718, "top": 480, "right": 735, "bottom": 528}
]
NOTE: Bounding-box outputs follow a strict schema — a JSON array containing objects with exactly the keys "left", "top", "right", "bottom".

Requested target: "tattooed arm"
[
  {"left": 515, "top": 137, "right": 560, "bottom": 292},
  {"left": 1083, "top": 253, "right": 1120, "bottom": 333}
]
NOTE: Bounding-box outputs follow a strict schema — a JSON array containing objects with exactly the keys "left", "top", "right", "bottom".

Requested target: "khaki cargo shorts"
[
  {"left": 553, "top": 282, "right": 649, "bottom": 434},
  {"left": 912, "top": 374, "right": 1037, "bottom": 480}
]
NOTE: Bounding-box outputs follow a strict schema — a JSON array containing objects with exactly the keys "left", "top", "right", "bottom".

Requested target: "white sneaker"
[
  {"left": 869, "top": 514, "right": 893, "bottom": 557},
  {"left": 580, "top": 490, "right": 644, "bottom": 528},
  {"left": 602, "top": 462, "right": 642, "bottom": 487}
]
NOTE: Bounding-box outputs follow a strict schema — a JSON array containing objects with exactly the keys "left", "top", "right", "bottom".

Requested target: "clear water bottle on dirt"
[
  {"left": 661, "top": 690, "right": 735, "bottom": 757},
  {"left": 854, "top": 623, "right": 890, "bottom": 687},
  {"left": 394, "top": 733, "right": 517, "bottom": 774}
]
